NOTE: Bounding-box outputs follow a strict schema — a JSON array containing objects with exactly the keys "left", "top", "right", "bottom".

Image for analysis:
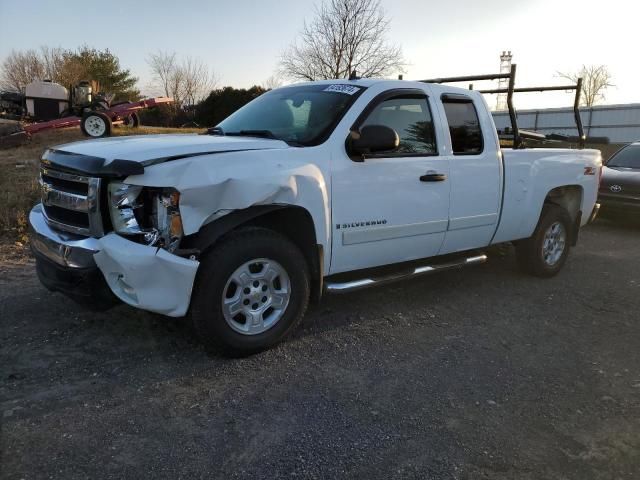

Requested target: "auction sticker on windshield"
[{"left": 323, "top": 85, "right": 361, "bottom": 95}]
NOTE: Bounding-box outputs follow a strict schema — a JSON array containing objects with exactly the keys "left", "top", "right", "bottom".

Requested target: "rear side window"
[{"left": 442, "top": 98, "right": 483, "bottom": 155}]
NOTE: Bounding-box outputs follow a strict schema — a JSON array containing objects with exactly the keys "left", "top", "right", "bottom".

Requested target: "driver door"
[{"left": 330, "top": 89, "right": 451, "bottom": 274}]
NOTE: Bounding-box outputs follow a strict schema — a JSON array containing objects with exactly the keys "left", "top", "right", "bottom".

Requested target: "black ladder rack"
[{"left": 415, "top": 64, "right": 585, "bottom": 149}]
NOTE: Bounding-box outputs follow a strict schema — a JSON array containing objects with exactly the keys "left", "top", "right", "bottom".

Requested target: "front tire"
[
  {"left": 515, "top": 204, "right": 572, "bottom": 277},
  {"left": 191, "top": 228, "right": 310, "bottom": 356}
]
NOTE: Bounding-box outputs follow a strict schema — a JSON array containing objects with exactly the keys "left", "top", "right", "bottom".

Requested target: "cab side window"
[
  {"left": 361, "top": 96, "right": 437, "bottom": 155},
  {"left": 442, "top": 98, "right": 483, "bottom": 154}
]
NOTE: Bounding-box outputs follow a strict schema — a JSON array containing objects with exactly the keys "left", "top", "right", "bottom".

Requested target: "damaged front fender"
[{"left": 124, "top": 149, "right": 332, "bottom": 272}]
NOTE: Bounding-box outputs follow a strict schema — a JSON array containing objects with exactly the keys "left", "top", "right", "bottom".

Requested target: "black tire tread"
[
  {"left": 190, "top": 227, "right": 310, "bottom": 356},
  {"left": 515, "top": 203, "right": 572, "bottom": 278}
]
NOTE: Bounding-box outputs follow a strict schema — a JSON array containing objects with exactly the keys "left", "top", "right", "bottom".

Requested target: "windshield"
[
  {"left": 216, "top": 84, "right": 365, "bottom": 146},
  {"left": 608, "top": 144, "right": 640, "bottom": 168}
]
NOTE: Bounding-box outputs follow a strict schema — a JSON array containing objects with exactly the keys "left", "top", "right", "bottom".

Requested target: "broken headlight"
[{"left": 108, "top": 182, "right": 184, "bottom": 252}]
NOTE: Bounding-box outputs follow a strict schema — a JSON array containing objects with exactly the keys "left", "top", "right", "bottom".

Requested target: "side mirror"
[{"left": 348, "top": 124, "right": 399, "bottom": 158}]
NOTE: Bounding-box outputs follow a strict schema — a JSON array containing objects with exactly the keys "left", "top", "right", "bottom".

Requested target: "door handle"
[{"left": 420, "top": 171, "right": 447, "bottom": 182}]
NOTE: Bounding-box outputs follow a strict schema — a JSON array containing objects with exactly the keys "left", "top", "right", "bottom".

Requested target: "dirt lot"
[{"left": 1, "top": 218, "right": 639, "bottom": 479}]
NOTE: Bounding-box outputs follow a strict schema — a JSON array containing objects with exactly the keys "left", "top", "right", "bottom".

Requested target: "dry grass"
[{"left": 0, "top": 126, "right": 204, "bottom": 252}]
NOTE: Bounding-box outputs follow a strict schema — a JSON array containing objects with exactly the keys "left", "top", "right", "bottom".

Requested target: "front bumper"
[
  {"left": 30, "top": 204, "right": 118, "bottom": 309},
  {"left": 29, "top": 204, "right": 200, "bottom": 317}
]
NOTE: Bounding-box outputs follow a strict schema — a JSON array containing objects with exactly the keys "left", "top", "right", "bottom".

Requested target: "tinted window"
[
  {"left": 607, "top": 144, "right": 640, "bottom": 168},
  {"left": 361, "top": 97, "right": 437, "bottom": 155},
  {"left": 218, "top": 84, "right": 364, "bottom": 146},
  {"left": 442, "top": 100, "right": 483, "bottom": 154}
]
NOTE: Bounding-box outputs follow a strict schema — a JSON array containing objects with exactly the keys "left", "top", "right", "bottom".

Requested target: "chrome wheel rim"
[
  {"left": 542, "top": 221, "right": 566, "bottom": 266},
  {"left": 85, "top": 116, "right": 106, "bottom": 137},
  {"left": 221, "top": 258, "right": 291, "bottom": 335}
]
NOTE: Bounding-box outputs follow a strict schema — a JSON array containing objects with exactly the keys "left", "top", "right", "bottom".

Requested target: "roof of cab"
[{"left": 287, "top": 78, "right": 481, "bottom": 97}]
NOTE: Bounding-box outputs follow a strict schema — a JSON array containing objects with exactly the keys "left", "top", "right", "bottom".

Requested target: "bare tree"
[
  {"left": 0, "top": 49, "right": 46, "bottom": 91},
  {"left": 559, "top": 65, "right": 614, "bottom": 107},
  {"left": 280, "top": 0, "right": 406, "bottom": 81},
  {"left": 262, "top": 73, "right": 285, "bottom": 90},
  {"left": 147, "top": 51, "right": 216, "bottom": 107},
  {"left": 147, "top": 51, "right": 180, "bottom": 100},
  {"left": 2, "top": 46, "right": 139, "bottom": 99},
  {"left": 40, "top": 47, "right": 66, "bottom": 83},
  {"left": 180, "top": 56, "right": 218, "bottom": 106}
]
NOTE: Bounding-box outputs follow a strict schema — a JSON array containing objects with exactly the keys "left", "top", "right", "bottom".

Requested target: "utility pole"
[{"left": 496, "top": 51, "right": 512, "bottom": 111}]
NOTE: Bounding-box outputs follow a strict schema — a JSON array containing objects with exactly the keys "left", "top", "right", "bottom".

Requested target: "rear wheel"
[
  {"left": 80, "top": 111, "right": 112, "bottom": 137},
  {"left": 191, "top": 228, "right": 310, "bottom": 356},
  {"left": 122, "top": 112, "right": 140, "bottom": 128},
  {"left": 516, "top": 204, "right": 572, "bottom": 277}
]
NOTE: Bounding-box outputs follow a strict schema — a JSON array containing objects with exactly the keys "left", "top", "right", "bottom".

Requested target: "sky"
[{"left": 0, "top": 0, "right": 638, "bottom": 109}]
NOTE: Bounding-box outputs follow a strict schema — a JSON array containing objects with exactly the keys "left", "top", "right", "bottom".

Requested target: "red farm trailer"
[
  {"left": 24, "top": 96, "right": 174, "bottom": 137},
  {"left": 0, "top": 80, "right": 174, "bottom": 147}
]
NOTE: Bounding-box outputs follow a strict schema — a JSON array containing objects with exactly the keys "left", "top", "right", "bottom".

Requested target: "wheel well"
[
  {"left": 543, "top": 185, "right": 583, "bottom": 244},
  {"left": 246, "top": 207, "right": 323, "bottom": 301},
  {"left": 543, "top": 185, "right": 583, "bottom": 220},
  {"left": 184, "top": 206, "right": 323, "bottom": 303}
]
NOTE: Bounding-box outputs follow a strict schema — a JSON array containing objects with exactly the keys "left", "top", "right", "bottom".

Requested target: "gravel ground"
[{"left": 1, "top": 219, "right": 639, "bottom": 479}]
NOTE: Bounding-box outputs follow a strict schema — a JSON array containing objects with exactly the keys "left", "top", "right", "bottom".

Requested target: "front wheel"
[
  {"left": 515, "top": 204, "right": 572, "bottom": 277},
  {"left": 191, "top": 228, "right": 310, "bottom": 356}
]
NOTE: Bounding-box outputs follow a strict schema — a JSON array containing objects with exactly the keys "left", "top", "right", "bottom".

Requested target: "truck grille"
[{"left": 40, "top": 165, "right": 104, "bottom": 237}]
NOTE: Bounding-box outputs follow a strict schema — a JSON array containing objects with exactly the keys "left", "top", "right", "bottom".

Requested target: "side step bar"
[{"left": 325, "top": 254, "right": 488, "bottom": 293}]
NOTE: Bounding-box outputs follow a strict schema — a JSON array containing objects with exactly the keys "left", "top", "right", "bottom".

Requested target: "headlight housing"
[{"left": 108, "top": 182, "right": 183, "bottom": 252}]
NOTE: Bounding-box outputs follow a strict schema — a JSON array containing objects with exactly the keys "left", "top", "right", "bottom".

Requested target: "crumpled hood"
[
  {"left": 44, "top": 134, "right": 291, "bottom": 177},
  {"left": 57, "top": 133, "right": 290, "bottom": 161}
]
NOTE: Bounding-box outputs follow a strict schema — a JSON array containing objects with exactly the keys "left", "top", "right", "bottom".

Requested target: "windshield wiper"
[
  {"left": 205, "top": 126, "right": 225, "bottom": 136},
  {"left": 225, "top": 129, "right": 278, "bottom": 140},
  {"left": 209, "top": 128, "right": 303, "bottom": 146}
]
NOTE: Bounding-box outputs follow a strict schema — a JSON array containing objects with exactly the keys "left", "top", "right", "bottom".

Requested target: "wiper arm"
[
  {"left": 208, "top": 128, "right": 303, "bottom": 146},
  {"left": 205, "top": 126, "right": 225, "bottom": 136},
  {"left": 226, "top": 129, "right": 278, "bottom": 140}
]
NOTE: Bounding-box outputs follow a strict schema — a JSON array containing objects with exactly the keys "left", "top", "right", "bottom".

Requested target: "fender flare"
[
  {"left": 179, "top": 204, "right": 325, "bottom": 303},
  {"left": 179, "top": 205, "right": 287, "bottom": 255}
]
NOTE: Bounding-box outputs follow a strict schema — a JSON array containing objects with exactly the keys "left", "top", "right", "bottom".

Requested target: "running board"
[{"left": 324, "top": 255, "right": 488, "bottom": 293}]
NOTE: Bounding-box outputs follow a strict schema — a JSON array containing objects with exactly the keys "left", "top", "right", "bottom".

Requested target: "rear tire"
[
  {"left": 515, "top": 204, "right": 572, "bottom": 277},
  {"left": 122, "top": 112, "right": 140, "bottom": 128},
  {"left": 191, "top": 228, "right": 310, "bottom": 356},
  {"left": 80, "top": 111, "right": 112, "bottom": 137}
]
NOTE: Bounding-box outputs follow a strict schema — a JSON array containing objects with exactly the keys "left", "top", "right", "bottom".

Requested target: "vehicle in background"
[
  {"left": 598, "top": 142, "right": 640, "bottom": 221},
  {"left": 0, "top": 79, "right": 173, "bottom": 147},
  {"left": 0, "top": 90, "right": 25, "bottom": 117}
]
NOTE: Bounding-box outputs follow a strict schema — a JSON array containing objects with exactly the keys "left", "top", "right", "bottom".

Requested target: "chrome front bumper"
[{"left": 29, "top": 204, "right": 100, "bottom": 269}]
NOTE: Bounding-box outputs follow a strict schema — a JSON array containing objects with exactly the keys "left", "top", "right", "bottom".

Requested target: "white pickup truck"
[{"left": 30, "top": 78, "right": 602, "bottom": 354}]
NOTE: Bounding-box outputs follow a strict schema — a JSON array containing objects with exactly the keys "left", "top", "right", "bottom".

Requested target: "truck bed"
[{"left": 492, "top": 148, "right": 602, "bottom": 244}]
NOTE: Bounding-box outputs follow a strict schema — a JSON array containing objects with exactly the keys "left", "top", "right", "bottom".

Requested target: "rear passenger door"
[{"left": 437, "top": 93, "right": 502, "bottom": 254}]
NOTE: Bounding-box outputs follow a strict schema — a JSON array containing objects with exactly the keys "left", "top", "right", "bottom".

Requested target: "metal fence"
[{"left": 492, "top": 103, "right": 640, "bottom": 144}]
